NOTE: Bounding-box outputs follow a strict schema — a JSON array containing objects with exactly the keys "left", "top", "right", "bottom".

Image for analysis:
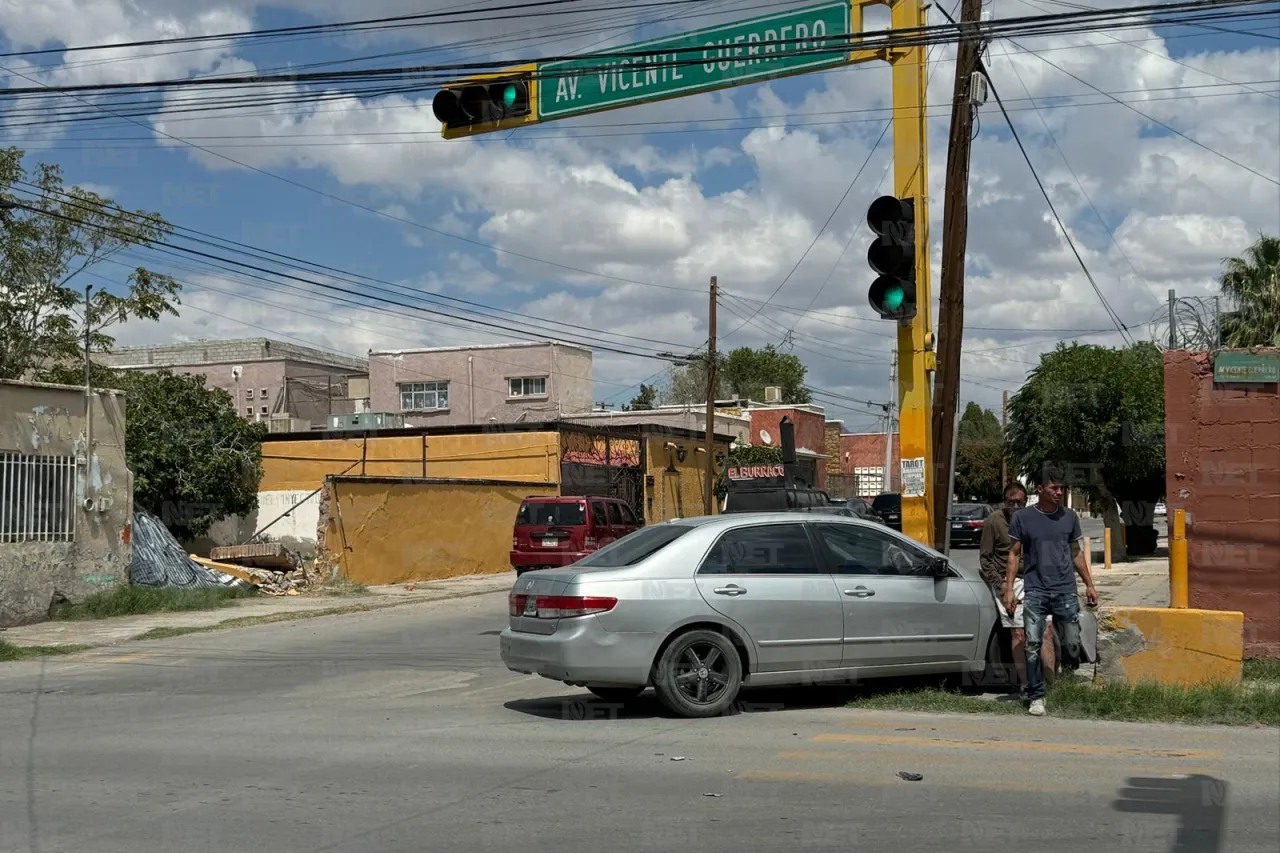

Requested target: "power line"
[{"left": 977, "top": 56, "right": 1136, "bottom": 345}]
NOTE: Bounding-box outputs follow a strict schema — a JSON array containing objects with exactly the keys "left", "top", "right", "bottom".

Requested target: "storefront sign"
[
  {"left": 1213, "top": 352, "right": 1280, "bottom": 384},
  {"left": 727, "top": 464, "right": 786, "bottom": 480}
]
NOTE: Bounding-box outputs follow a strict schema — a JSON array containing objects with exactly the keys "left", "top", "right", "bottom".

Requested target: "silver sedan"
[{"left": 499, "top": 512, "right": 1002, "bottom": 718}]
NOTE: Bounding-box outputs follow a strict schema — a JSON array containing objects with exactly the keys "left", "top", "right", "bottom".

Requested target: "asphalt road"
[{"left": 2, "top": 590, "right": 1275, "bottom": 853}]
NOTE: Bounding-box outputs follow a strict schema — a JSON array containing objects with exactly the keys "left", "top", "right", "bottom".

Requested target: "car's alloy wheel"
[{"left": 652, "top": 629, "right": 742, "bottom": 718}]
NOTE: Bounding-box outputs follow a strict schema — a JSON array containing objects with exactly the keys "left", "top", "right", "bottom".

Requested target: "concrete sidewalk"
[
  {"left": 1089, "top": 551, "right": 1170, "bottom": 608},
  {"left": 0, "top": 572, "right": 517, "bottom": 650}
]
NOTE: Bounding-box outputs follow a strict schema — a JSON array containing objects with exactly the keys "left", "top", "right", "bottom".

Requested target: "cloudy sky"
[{"left": 2, "top": 0, "right": 1277, "bottom": 432}]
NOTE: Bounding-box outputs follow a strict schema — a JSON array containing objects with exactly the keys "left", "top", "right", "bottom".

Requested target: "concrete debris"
[
  {"left": 242, "top": 566, "right": 312, "bottom": 596},
  {"left": 208, "top": 542, "right": 298, "bottom": 571}
]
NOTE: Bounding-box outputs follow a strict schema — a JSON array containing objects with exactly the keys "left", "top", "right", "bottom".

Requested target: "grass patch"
[
  {"left": 0, "top": 639, "right": 90, "bottom": 662},
  {"left": 848, "top": 676, "right": 1280, "bottom": 726},
  {"left": 53, "top": 585, "right": 257, "bottom": 620},
  {"left": 1244, "top": 657, "right": 1280, "bottom": 683}
]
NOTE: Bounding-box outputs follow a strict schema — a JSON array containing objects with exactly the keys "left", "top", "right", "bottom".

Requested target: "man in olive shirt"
[{"left": 980, "top": 483, "right": 1054, "bottom": 695}]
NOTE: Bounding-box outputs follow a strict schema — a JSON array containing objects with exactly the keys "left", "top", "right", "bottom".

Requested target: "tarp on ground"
[{"left": 130, "top": 509, "right": 251, "bottom": 590}]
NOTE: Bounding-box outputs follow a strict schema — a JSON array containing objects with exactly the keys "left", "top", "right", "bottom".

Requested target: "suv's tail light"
[
  {"left": 967, "top": 520, "right": 984, "bottom": 528},
  {"left": 584, "top": 536, "right": 598, "bottom": 550},
  {"left": 513, "top": 535, "right": 518, "bottom": 549},
  {"left": 509, "top": 593, "right": 617, "bottom": 619}
]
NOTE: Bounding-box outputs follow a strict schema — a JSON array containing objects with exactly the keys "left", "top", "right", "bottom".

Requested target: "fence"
[{"left": 0, "top": 451, "right": 77, "bottom": 543}]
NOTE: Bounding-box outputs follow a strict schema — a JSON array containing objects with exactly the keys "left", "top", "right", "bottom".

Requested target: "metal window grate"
[{"left": 0, "top": 452, "right": 77, "bottom": 543}]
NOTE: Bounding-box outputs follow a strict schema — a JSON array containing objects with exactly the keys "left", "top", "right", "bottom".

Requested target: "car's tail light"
[
  {"left": 584, "top": 536, "right": 598, "bottom": 550},
  {"left": 509, "top": 593, "right": 616, "bottom": 619},
  {"left": 967, "top": 521, "right": 984, "bottom": 528},
  {"left": 513, "top": 535, "right": 518, "bottom": 549}
]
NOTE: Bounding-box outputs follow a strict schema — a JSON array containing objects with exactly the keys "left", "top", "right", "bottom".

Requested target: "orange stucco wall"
[{"left": 326, "top": 478, "right": 558, "bottom": 584}]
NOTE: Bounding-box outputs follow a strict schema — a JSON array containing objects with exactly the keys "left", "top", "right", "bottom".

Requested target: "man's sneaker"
[{"left": 1028, "top": 698, "right": 1046, "bottom": 716}]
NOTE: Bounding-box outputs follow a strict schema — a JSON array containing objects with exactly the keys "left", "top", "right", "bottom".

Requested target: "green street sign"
[
  {"left": 538, "top": 0, "right": 851, "bottom": 120},
  {"left": 1213, "top": 351, "right": 1280, "bottom": 383}
]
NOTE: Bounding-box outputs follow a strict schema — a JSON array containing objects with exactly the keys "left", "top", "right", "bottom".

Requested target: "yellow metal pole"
[
  {"left": 1169, "top": 508, "right": 1189, "bottom": 609},
  {"left": 889, "top": 0, "right": 934, "bottom": 548},
  {"left": 1104, "top": 527, "right": 1112, "bottom": 571}
]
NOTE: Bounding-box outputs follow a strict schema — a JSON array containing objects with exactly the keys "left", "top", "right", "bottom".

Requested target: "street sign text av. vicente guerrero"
[{"left": 538, "top": 0, "right": 851, "bottom": 120}]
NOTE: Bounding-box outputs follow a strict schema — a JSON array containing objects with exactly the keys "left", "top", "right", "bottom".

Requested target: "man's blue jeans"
[{"left": 1024, "top": 590, "right": 1082, "bottom": 701}]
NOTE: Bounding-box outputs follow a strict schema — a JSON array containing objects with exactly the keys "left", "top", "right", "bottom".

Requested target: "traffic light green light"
[
  {"left": 433, "top": 77, "right": 531, "bottom": 130},
  {"left": 865, "top": 195, "right": 917, "bottom": 321},
  {"left": 501, "top": 83, "right": 518, "bottom": 108}
]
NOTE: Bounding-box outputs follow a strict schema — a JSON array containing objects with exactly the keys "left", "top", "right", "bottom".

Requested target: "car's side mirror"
[{"left": 930, "top": 558, "right": 951, "bottom": 579}]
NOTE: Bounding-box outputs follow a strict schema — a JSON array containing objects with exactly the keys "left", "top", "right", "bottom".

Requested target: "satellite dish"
[{"left": 759, "top": 429, "right": 772, "bottom": 445}]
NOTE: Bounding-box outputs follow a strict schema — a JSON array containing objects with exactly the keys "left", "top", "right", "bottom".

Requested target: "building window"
[
  {"left": 508, "top": 376, "right": 547, "bottom": 397},
  {"left": 245, "top": 407, "right": 254, "bottom": 416},
  {"left": 245, "top": 389, "right": 253, "bottom": 400},
  {"left": 259, "top": 406, "right": 268, "bottom": 415},
  {"left": 399, "top": 381, "right": 449, "bottom": 411},
  {"left": 259, "top": 388, "right": 269, "bottom": 399},
  {"left": 854, "top": 466, "right": 885, "bottom": 495},
  {"left": 0, "top": 452, "right": 76, "bottom": 543}
]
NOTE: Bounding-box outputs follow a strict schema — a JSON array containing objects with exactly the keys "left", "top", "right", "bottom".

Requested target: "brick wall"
[
  {"left": 824, "top": 422, "right": 843, "bottom": 473},
  {"left": 839, "top": 432, "right": 900, "bottom": 496},
  {"left": 748, "top": 407, "right": 828, "bottom": 489},
  {"left": 1164, "top": 349, "right": 1280, "bottom": 656}
]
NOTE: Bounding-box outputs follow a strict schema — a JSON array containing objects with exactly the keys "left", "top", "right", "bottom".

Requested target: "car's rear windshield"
[
  {"left": 572, "top": 525, "right": 693, "bottom": 568},
  {"left": 954, "top": 505, "right": 989, "bottom": 519},
  {"left": 872, "top": 494, "right": 901, "bottom": 511},
  {"left": 516, "top": 501, "right": 586, "bottom": 526}
]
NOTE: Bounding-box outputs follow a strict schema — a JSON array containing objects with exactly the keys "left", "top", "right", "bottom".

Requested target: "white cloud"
[{"left": 5, "top": 0, "right": 1278, "bottom": 418}]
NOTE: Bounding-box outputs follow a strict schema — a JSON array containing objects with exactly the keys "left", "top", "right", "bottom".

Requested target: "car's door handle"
[
  {"left": 843, "top": 587, "right": 875, "bottom": 598},
  {"left": 713, "top": 585, "right": 747, "bottom": 596}
]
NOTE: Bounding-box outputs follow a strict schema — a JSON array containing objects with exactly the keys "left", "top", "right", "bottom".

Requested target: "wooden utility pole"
[
  {"left": 884, "top": 346, "right": 896, "bottom": 493},
  {"left": 703, "top": 275, "right": 718, "bottom": 516},
  {"left": 1001, "top": 390, "right": 1009, "bottom": 487},
  {"left": 930, "top": 0, "right": 985, "bottom": 549},
  {"left": 84, "top": 283, "right": 94, "bottom": 496}
]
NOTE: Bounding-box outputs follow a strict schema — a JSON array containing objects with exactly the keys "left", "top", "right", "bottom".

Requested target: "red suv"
[{"left": 510, "top": 495, "right": 644, "bottom": 576}]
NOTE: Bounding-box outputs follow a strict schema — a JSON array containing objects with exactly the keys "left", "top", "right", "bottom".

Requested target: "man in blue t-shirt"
[{"left": 1003, "top": 466, "right": 1098, "bottom": 716}]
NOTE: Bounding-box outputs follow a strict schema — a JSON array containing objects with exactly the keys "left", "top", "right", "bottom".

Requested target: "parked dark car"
[
  {"left": 949, "top": 503, "right": 995, "bottom": 547},
  {"left": 841, "top": 497, "right": 887, "bottom": 525},
  {"left": 871, "top": 492, "right": 902, "bottom": 531}
]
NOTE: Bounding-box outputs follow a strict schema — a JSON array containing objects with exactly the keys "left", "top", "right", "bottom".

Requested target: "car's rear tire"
[
  {"left": 651, "top": 629, "right": 742, "bottom": 718},
  {"left": 587, "top": 686, "right": 644, "bottom": 703}
]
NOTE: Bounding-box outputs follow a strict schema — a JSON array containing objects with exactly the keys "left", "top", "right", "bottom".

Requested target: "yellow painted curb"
[{"left": 1104, "top": 607, "right": 1244, "bottom": 687}]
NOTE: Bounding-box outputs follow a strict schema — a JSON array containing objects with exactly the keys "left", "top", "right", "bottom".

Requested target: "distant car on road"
[
  {"left": 499, "top": 513, "right": 1001, "bottom": 718},
  {"left": 871, "top": 492, "right": 902, "bottom": 531},
  {"left": 509, "top": 495, "right": 643, "bottom": 576},
  {"left": 948, "top": 503, "right": 995, "bottom": 547}
]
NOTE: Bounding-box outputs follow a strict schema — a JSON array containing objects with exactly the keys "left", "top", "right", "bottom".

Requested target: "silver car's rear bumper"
[{"left": 499, "top": 617, "right": 659, "bottom": 687}]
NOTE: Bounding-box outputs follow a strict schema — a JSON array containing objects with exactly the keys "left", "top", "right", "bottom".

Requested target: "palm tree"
[{"left": 1219, "top": 234, "right": 1280, "bottom": 347}]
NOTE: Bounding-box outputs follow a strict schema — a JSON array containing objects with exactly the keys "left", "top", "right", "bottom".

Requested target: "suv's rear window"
[
  {"left": 872, "top": 494, "right": 901, "bottom": 512},
  {"left": 573, "top": 525, "right": 692, "bottom": 568},
  {"left": 725, "top": 491, "right": 786, "bottom": 512},
  {"left": 517, "top": 502, "right": 586, "bottom": 526}
]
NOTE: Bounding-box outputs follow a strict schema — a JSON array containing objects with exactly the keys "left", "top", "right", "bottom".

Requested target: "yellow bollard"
[
  {"left": 1103, "top": 527, "right": 1112, "bottom": 570},
  {"left": 1083, "top": 535, "right": 1092, "bottom": 572},
  {"left": 1169, "top": 509, "right": 1189, "bottom": 609}
]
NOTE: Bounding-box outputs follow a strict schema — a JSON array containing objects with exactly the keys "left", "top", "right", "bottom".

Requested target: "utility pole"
[
  {"left": 942, "top": 415, "right": 961, "bottom": 555},
  {"left": 884, "top": 346, "right": 897, "bottom": 494},
  {"left": 703, "top": 275, "right": 718, "bottom": 516},
  {"left": 930, "top": 0, "right": 985, "bottom": 549},
  {"left": 1168, "top": 289, "right": 1177, "bottom": 349},
  {"left": 1001, "top": 390, "right": 1009, "bottom": 487},
  {"left": 83, "top": 284, "right": 94, "bottom": 497}
]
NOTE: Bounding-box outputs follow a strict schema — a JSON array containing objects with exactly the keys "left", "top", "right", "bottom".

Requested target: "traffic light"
[
  {"left": 433, "top": 76, "right": 532, "bottom": 135},
  {"left": 866, "top": 195, "right": 918, "bottom": 321}
]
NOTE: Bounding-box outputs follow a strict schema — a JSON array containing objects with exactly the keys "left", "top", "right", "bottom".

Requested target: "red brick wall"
[
  {"left": 839, "top": 434, "right": 900, "bottom": 473},
  {"left": 1165, "top": 349, "right": 1280, "bottom": 657},
  {"left": 749, "top": 408, "right": 828, "bottom": 489}
]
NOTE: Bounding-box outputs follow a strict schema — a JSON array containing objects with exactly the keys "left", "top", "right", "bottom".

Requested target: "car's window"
[
  {"left": 698, "top": 523, "right": 821, "bottom": 575},
  {"left": 871, "top": 494, "right": 900, "bottom": 513},
  {"left": 606, "top": 502, "right": 624, "bottom": 525},
  {"left": 572, "top": 524, "right": 692, "bottom": 568},
  {"left": 953, "top": 505, "right": 987, "bottom": 520},
  {"left": 725, "top": 491, "right": 783, "bottom": 512},
  {"left": 618, "top": 503, "right": 639, "bottom": 526},
  {"left": 590, "top": 501, "right": 608, "bottom": 526},
  {"left": 814, "top": 523, "right": 935, "bottom": 577},
  {"left": 517, "top": 501, "right": 586, "bottom": 526}
]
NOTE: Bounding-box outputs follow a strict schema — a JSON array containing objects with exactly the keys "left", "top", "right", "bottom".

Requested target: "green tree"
[
  {"left": 656, "top": 357, "right": 730, "bottom": 406},
  {"left": 0, "top": 147, "right": 180, "bottom": 380},
  {"left": 622, "top": 383, "right": 659, "bottom": 411},
  {"left": 954, "top": 402, "right": 1004, "bottom": 503},
  {"left": 1006, "top": 342, "right": 1165, "bottom": 561},
  {"left": 720, "top": 344, "right": 812, "bottom": 404},
  {"left": 41, "top": 366, "right": 267, "bottom": 541},
  {"left": 1218, "top": 233, "right": 1280, "bottom": 347}
]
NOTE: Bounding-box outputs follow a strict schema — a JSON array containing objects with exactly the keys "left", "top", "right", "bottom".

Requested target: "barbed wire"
[{"left": 1150, "top": 294, "right": 1223, "bottom": 352}]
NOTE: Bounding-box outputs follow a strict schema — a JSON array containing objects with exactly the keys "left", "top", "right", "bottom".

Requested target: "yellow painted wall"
[
  {"left": 644, "top": 434, "right": 729, "bottom": 523},
  {"left": 1103, "top": 607, "right": 1244, "bottom": 687},
  {"left": 326, "top": 479, "right": 558, "bottom": 584},
  {"left": 262, "top": 431, "right": 561, "bottom": 491}
]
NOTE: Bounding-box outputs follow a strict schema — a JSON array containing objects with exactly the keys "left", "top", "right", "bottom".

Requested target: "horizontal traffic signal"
[
  {"left": 433, "top": 77, "right": 531, "bottom": 131},
  {"left": 866, "top": 195, "right": 917, "bottom": 321}
]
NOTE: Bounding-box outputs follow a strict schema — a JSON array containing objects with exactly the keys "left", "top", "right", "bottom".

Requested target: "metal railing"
[{"left": 0, "top": 452, "right": 77, "bottom": 543}]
